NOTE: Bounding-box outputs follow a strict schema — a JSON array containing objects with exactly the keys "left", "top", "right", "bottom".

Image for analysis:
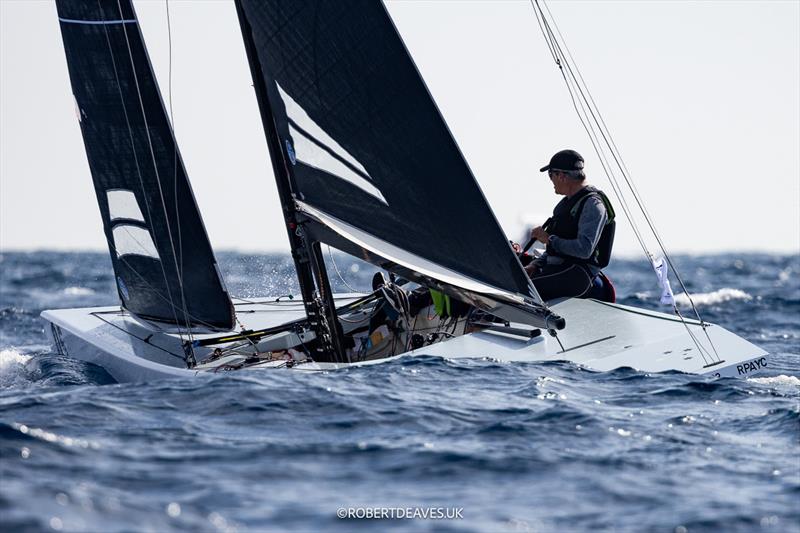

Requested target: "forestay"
[
  {"left": 235, "top": 0, "right": 544, "bottom": 312},
  {"left": 56, "top": 0, "right": 234, "bottom": 330}
]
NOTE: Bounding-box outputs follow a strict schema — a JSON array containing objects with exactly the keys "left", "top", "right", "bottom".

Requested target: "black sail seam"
[
  {"left": 59, "top": 17, "right": 136, "bottom": 25},
  {"left": 109, "top": 218, "right": 149, "bottom": 229}
]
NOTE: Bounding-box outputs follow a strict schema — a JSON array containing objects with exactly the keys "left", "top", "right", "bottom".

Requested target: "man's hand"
[
  {"left": 524, "top": 262, "right": 539, "bottom": 276},
  {"left": 530, "top": 226, "right": 550, "bottom": 245}
]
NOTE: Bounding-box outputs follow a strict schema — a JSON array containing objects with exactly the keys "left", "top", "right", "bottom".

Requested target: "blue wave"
[{"left": 0, "top": 252, "right": 798, "bottom": 532}]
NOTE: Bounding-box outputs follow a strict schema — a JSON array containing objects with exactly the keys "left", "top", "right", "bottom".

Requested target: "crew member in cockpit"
[{"left": 525, "top": 149, "right": 616, "bottom": 302}]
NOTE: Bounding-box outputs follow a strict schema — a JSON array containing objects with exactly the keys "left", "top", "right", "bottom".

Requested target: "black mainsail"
[
  {"left": 236, "top": 0, "right": 559, "bottom": 329},
  {"left": 56, "top": 0, "right": 234, "bottom": 330}
]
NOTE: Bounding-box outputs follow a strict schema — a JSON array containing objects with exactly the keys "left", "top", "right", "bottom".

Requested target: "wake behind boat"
[{"left": 42, "top": 0, "right": 767, "bottom": 382}]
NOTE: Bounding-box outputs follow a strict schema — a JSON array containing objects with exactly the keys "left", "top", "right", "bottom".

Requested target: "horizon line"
[{"left": 1, "top": 246, "right": 797, "bottom": 259}]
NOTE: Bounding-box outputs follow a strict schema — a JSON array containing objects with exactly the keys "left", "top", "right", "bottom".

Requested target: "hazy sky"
[{"left": 1, "top": 0, "right": 798, "bottom": 257}]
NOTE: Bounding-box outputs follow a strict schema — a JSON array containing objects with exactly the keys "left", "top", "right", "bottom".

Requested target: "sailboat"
[{"left": 41, "top": 0, "right": 768, "bottom": 382}]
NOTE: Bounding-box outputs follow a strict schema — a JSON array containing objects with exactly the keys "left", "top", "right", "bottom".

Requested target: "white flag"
[{"left": 652, "top": 257, "right": 675, "bottom": 306}]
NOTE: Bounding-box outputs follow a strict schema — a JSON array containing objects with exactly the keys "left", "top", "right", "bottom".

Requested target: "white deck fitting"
[
  {"left": 42, "top": 295, "right": 768, "bottom": 383},
  {"left": 411, "top": 298, "right": 767, "bottom": 378}
]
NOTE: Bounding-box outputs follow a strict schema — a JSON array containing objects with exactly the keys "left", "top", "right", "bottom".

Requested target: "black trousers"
[{"left": 531, "top": 263, "right": 594, "bottom": 302}]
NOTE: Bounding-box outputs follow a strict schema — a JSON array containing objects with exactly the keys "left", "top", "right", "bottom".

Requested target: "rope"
[
  {"left": 530, "top": 2, "right": 649, "bottom": 259},
  {"left": 164, "top": 0, "right": 194, "bottom": 352},
  {"left": 114, "top": 249, "right": 224, "bottom": 331},
  {"left": 327, "top": 245, "right": 366, "bottom": 294},
  {"left": 529, "top": 0, "right": 720, "bottom": 363},
  {"left": 540, "top": 1, "right": 713, "bottom": 339},
  {"left": 115, "top": 0, "right": 196, "bottom": 363},
  {"left": 533, "top": 8, "right": 712, "bottom": 364},
  {"left": 92, "top": 313, "right": 187, "bottom": 361},
  {"left": 97, "top": 1, "right": 186, "bottom": 352}
]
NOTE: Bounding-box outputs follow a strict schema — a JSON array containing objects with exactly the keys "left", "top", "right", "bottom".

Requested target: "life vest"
[{"left": 545, "top": 185, "right": 616, "bottom": 268}]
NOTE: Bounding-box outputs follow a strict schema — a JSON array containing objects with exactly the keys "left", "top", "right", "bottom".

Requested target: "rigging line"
[
  {"left": 115, "top": 225, "right": 157, "bottom": 256},
  {"left": 538, "top": 1, "right": 709, "bottom": 323},
  {"left": 538, "top": 3, "right": 657, "bottom": 254},
  {"left": 115, "top": 0, "right": 195, "bottom": 358},
  {"left": 542, "top": 1, "right": 655, "bottom": 221},
  {"left": 104, "top": 233, "right": 224, "bottom": 329},
  {"left": 563, "top": 58, "right": 651, "bottom": 258},
  {"left": 532, "top": 2, "right": 650, "bottom": 257},
  {"left": 538, "top": 1, "right": 655, "bottom": 261},
  {"left": 543, "top": 11, "right": 677, "bottom": 278},
  {"left": 537, "top": 5, "right": 696, "bottom": 320},
  {"left": 534, "top": 3, "right": 707, "bottom": 358},
  {"left": 531, "top": 0, "right": 719, "bottom": 360},
  {"left": 97, "top": 1, "right": 185, "bottom": 346},
  {"left": 91, "top": 313, "right": 187, "bottom": 361},
  {"left": 231, "top": 296, "right": 303, "bottom": 306},
  {"left": 229, "top": 295, "right": 327, "bottom": 310},
  {"left": 667, "top": 286, "right": 715, "bottom": 364},
  {"left": 113, "top": 252, "right": 224, "bottom": 331},
  {"left": 534, "top": 2, "right": 649, "bottom": 254},
  {"left": 327, "top": 245, "right": 365, "bottom": 294},
  {"left": 407, "top": 314, "right": 419, "bottom": 351},
  {"left": 673, "top": 305, "right": 713, "bottom": 365},
  {"left": 538, "top": 2, "right": 719, "bottom": 359},
  {"left": 539, "top": 29, "right": 659, "bottom": 297},
  {"left": 531, "top": 0, "right": 652, "bottom": 266},
  {"left": 530, "top": 1, "right": 559, "bottom": 65},
  {"left": 164, "top": 0, "right": 193, "bottom": 348},
  {"left": 531, "top": 1, "right": 715, "bottom": 361},
  {"left": 556, "top": 43, "right": 647, "bottom": 253}
]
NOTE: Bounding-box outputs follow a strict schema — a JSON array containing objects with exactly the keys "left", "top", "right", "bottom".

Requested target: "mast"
[
  {"left": 232, "top": 0, "right": 565, "bottom": 331},
  {"left": 233, "top": 0, "right": 346, "bottom": 363}
]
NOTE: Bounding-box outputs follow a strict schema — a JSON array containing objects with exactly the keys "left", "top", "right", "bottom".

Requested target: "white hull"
[{"left": 41, "top": 294, "right": 768, "bottom": 383}]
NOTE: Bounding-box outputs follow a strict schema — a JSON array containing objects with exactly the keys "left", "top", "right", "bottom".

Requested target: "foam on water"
[
  {"left": 748, "top": 375, "right": 800, "bottom": 388},
  {"left": 632, "top": 287, "right": 753, "bottom": 307},
  {"left": 0, "top": 251, "right": 797, "bottom": 532},
  {"left": 0, "top": 348, "right": 32, "bottom": 388},
  {"left": 62, "top": 287, "right": 95, "bottom": 296},
  {"left": 674, "top": 287, "right": 753, "bottom": 306}
]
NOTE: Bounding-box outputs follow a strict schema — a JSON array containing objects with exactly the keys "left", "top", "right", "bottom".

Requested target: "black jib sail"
[
  {"left": 236, "top": 0, "right": 551, "bottom": 323},
  {"left": 56, "top": 0, "right": 234, "bottom": 330}
]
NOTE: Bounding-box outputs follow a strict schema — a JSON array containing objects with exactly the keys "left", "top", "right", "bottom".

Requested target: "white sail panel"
[
  {"left": 107, "top": 189, "right": 145, "bottom": 222},
  {"left": 112, "top": 225, "right": 159, "bottom": 259},
  {"left": 276, "top": 82, "right": 387, "bottom": 205}
]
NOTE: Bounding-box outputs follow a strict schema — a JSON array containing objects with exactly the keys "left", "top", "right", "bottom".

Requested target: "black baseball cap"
[{"left": 539, "top": 149, "right": 584, "bottom": 172}]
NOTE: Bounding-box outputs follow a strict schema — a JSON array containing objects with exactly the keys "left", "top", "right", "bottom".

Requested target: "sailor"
[{"left": 525, "top": 149, "right": 616, "bottom": 301}]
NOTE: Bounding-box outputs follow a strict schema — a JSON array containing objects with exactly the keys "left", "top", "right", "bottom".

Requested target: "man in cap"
[{"left": 524, "top": 149, "right": 616, "bottom": 301}]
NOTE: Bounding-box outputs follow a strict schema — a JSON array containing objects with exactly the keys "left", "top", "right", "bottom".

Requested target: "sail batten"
[
  {"left": 56, "top": 0, "right": 234, "bottom": 330},
  {"left": 58, "top": 17, "right": 137, "bottom": 25},
  {"left": 237, "top": 0, "right": 540, "bottom": 306}
]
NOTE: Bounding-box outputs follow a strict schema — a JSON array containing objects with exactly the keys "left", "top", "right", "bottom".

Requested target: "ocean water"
[{"left": 0, "top": 251, "right": 798, "bottom": 532}]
